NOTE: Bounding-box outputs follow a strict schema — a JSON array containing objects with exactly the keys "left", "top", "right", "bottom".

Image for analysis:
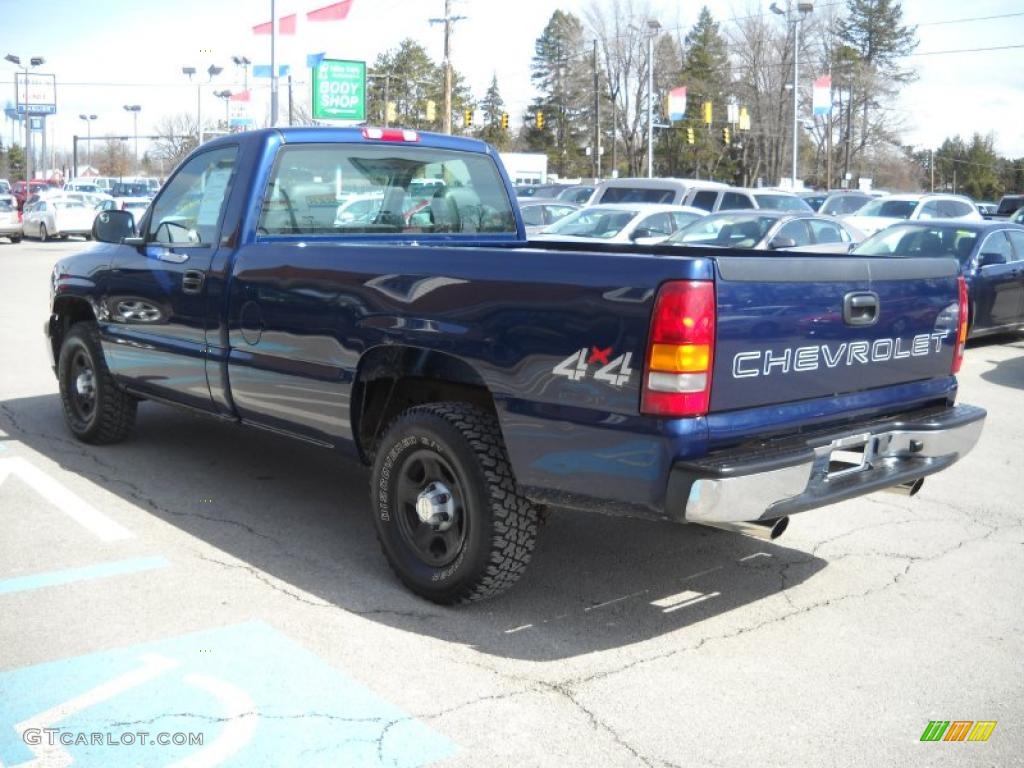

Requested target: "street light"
[
  {"left": 630, "top": 20, "right": 661, "bottom": 178},
  {"left": 123, "top": 105, "right": 141, "bottom": 173},
  {"left": 78, "top": 114, "right": 98, "bottom": 173},
  {"left": 182, "top": 64, "right": 222, "bottom": 145},
  {"left": 213, "top": 90, "right": 232, "bottom": 132},
  {"left": 5, "top": 53, "right": 45, "bottom": 186},
  {"left": 771, "top": 1, "right": 813, "bottom": 188},
  {"left": 231, "top": 55, "right": 251, "bottom": 90}
]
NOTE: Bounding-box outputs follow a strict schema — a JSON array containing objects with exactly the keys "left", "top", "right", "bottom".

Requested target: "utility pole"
[
  {"left": 929, "top": 149, "right": 935, "bottom": 192},
  {"left": 270, "top": 0, "right": 279, "bottom": 125},
  {"left": 430, "top": 0, "right": 466, "bottom": 134},
  {"left": 593, "top": 39, "right": 600, "bottom": 179}
]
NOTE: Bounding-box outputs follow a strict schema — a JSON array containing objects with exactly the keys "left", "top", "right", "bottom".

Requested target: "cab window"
[
  {"left": 258, "top": 144, "right": 516, "bottom": 236},
  {"left": 148, "top": 146, "right": 238, "bottom": 245}
]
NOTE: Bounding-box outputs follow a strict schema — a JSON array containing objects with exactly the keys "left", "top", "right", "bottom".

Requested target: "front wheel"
[
  {"left": 370, "top": 403, "right": 539, "bottom": 604},
  {"left": 57, "top": 323, "right": 137, "bottom": 443},
  {"left": 39, "top": 224, "right": 48, "bottom": 242}
]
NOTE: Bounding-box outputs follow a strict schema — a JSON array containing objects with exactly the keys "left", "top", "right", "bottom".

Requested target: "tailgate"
[{"left": 710, "top": 256, "right": 961, "bottom": 412}]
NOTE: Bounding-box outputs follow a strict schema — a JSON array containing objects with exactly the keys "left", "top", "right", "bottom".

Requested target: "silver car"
[
  {"left": 0, "top": 195, "right": 21, "bottom": 243},
  {"left": 667, "top": 210, "right": 865, "bottom": 253}
]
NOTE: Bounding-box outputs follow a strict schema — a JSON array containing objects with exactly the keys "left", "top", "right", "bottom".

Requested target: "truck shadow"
[
  {"left": 971, "top": 335, "right": 1024, "bottom": 391},
  {"left": 2, "top": 394, "right": 826, "bottom": 662}
]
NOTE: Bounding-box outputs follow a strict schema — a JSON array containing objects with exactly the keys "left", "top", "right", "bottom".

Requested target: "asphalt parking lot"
[{"left": 1, "top": 238, "right": 1022, "bottom": 767}]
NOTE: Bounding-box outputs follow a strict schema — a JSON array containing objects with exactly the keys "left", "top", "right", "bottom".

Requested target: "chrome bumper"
[{"left": 670, "top": 404, "right": 986, "bottom": 524}]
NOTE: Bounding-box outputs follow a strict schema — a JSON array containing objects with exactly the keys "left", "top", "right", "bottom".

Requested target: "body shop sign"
[{"left": 312, "top": 59, "right": 365, "bottom": 121}]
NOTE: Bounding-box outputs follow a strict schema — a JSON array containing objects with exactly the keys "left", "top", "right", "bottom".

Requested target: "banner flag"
[
  {"left": 667, "top": 87, "right": 687, "bottom": 122},
  {"left": 307, "top": 1, "right": 354, "bottom": 21},
  {"left": 812, "top": 75, "right": 832, "bottom": 115}
]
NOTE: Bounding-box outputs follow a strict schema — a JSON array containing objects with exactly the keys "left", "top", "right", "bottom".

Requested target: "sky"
[{"left": 2, "top": 0, "right": 1023, "bottom": 173}]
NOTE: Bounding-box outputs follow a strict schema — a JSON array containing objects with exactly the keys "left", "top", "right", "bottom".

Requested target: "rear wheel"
[
  {"left": 39, "top": 224, "right": 48, "bottom": 242},
  {"left": 57, "top": 322, "right": 137, "bottom": 444},
  {"left": 9, "top": 236, "right": 21, "bottom": 244},
  {"left": 371, "top": 402, "right": 538, "bottom": 604}
]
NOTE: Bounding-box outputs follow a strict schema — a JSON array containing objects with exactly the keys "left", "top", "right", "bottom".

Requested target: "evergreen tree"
[
  {"left": 672, "top": 7, "right": 734, "bottom": 180},
  {"left": 478, "top": 75, "right": 510, "bottom": 150},
  {"left": 526, "top": 11, "right": 592, "bottom": 178}
]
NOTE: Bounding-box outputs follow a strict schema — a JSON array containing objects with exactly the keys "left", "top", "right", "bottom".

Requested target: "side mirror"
[
  {"left": 92, "top": 210, "right": 137, "bottom": 244},
  {"left": 630, "top": 227, "right": 654, "bottom": 240},
  {"left": 979, "top": 252, "right": 1006, "bottom": 267},
  {"left": 770, "top": 236, "right": 797, "bottom": 250}
]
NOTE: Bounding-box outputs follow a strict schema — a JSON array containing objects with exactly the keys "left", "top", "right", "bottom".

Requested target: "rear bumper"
[{"left": 668, "top": 403, "right": 986, "bottom": 524}]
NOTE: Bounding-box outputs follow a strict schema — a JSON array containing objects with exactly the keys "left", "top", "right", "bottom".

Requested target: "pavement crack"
[{"left": 196, "top": 554, "right": 333, "bottom": 608}]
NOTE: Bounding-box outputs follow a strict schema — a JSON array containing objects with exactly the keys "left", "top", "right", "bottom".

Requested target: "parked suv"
[
  {"left": 586, "top": 178, "right": 726, "bottom": 206},
  {"left": 684, "top": 185, "right": 813, "bottom": 213},
  {"left": 992, "top": 194, "right": 1024, "bottom": 220}
]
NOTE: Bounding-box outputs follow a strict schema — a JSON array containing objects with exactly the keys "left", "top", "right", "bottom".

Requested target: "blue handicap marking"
[{"left": 0, "top": 620, "right": 456, "bottom": 767}]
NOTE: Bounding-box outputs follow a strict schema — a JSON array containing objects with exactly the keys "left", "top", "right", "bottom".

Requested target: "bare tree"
[
  {"left": 585, "top": 0, "right": 653, "bottom": 176},
  {"left": 93, "top": 138, "right": 132, "bottom": 177},
  {"left": 151, "top": 113, "right": 199, "bottom": 173}
]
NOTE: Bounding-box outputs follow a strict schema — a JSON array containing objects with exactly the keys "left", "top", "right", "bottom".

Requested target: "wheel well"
[
  {"left": 352, "top": 346, "right": 497, "bottom": 463},
  {"left": 50, "top": 297, "right": 97, "bottom": 362}
]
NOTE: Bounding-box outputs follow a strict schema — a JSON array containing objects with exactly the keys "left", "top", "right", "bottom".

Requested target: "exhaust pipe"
[
  {"left": 883, "top": 478, "right": 925, "bottom": 497},
  {"left": 698, "top": 516, "right": 789, "bottom": 541}
]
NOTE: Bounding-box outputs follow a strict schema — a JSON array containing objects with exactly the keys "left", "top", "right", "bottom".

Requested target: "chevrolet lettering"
[
  {"left": 45, "top": 128, "right": 986, "bottom": 603},
  {"left": 732, "top": 333, "right": 950, "bottom": 379}
]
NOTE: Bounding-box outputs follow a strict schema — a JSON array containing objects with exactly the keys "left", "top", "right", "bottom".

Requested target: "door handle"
[
  {"left": 843, "top": 291, "right": 879, "bottom": 326},
  {"left": 182, "top": 270, "right": 205, "bottom": 294}
]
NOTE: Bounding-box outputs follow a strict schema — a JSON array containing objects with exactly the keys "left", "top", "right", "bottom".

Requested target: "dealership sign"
[
  {"left": 15, "top": 72, "right": 56, "bottom": 114},
  {"left": 312, "top": 59, "right": 365, "bottom": 121}
]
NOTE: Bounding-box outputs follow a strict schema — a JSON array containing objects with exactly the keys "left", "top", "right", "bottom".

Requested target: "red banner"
[{"left": 307, "top": 0, "right": 353, "bottom": 21}]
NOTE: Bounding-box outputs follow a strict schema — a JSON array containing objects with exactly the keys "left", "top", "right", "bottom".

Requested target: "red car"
[{"left": 11, "top": 180, "right": 50, "bottom": 211}]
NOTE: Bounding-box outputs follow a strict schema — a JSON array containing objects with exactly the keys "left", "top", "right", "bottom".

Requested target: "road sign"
[
  {"left": 14, "top": 72, "right": 56, "bottom": 115},
  {"left": 29, "top": 116, "right": 43, "bottom": 131},
  {"left": 312, "top": 59, "right": 366, "bottom": 121}
]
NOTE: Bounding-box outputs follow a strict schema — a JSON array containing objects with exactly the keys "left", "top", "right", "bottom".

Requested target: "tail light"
[
  {"left": 641, "top": 280, "right": 716, "bottom": 417},
  {"left": 952, "top": 275, "right": 968, "bottom": 373}
]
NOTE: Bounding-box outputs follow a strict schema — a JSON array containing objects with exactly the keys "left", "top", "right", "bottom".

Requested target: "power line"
[
  {"left": 909, "top": 43, "right": 1024, "bottom": 57},
  {"left": 917, "top": 11, "right": 1024, "bottom": 26}
]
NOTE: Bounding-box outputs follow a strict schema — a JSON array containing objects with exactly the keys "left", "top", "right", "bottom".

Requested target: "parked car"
[
  {"left": 0, "top": 179, "right": 11, "bottom": 195},
  {"left": 842, "top": 193, "right": 982, "bottom": 236},
  {"left": 533, "top": 203, "right": 707, "bottom": 244},
  {"left": 975, "top": 201, "right": 998, "bottom": 217},
  {"left": 111, "top": 181, "right": 153, "bottom": 200},
  {"left": 11, "top": 180, "right": 50, "bottom": 210},
  {"left": 22, "top": 196, "right": 96, "bottom": 241},
  {"left": 800, "top": 190, "right": 828, "bottom": 211},
  {"left": 586, "top": 178, "right": 727, "bottom": 206},
  {"left": 852, "top": 220, "right": 1024, "bottom": 338},
  {"left": 684, "top": 185, "right": 814, "bottom": 213},
  {"left": 667, "top": 210, "right": 865, "bottom": 252},
  {"left": 818, "top": 191, "right": 873, "bottom": 216},
  {"left": 990, "top": 194, "right": 1024, "bottom": 221},
  {"left": 519, "top": 199, "right": 580, "bottom": 235},
  {"left": 0, "top": 195, "right": 22, "bottom": 243},
  {"left": 515, "top": 183, "right": 566, "bottom": 199},
  {"left": 1011, "top": 208, "right": 1024, "bottom": 225}
]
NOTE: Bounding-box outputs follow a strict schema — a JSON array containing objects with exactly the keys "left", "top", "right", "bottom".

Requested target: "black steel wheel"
[
  {"left": 57, "top": 322, "right": 137, "bottom": 444},
  {"left": 371, "top": 402, "right": 539, "bottom": 604}
]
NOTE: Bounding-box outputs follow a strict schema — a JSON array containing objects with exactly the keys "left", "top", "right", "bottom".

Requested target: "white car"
[
  {"left": 532, "top": 204, "right": 708, "bottom": 245},
  {"left": 0, "top": 194, "right": 21, "bottom": 243},
  {"left": 842, "top": 193, "right": 982, "bottom": 236},
  {"left": 22, "top": 196, "right": 96, "bottom": 241}
]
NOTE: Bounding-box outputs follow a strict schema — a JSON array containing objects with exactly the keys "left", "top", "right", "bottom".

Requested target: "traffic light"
[
  {"left": 501, "top": 112, "right": 509, "bottom": 130},
  {"left": 722, "top": 126, "right": 731, "bottom": 145},
  {"left": 535, "top": 111, "right": 544, "bottom": 130},
  {"left": 425, "top": 100, "right": 436, "bottom": 122},
  {"left": 702, "top": 101, "right": 713, "bottom": 125},
  {"left": 464, "top": 109, "right": 473, "bottom": 128},
  {"left": 686, "top": 126, "right": 695, "bottom": 145}
]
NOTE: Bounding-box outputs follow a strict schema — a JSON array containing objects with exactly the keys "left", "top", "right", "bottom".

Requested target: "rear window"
[
  {"left": 857, "top": 199, "right": 917, "bottom": 219},
  {"left": 995, "top": 196, "right": 1024, "bottom": 215},
  {"left": 259, "top": 144, "right": 516, "bottom": 236},
  {"left": 820, "top": 194, "right": 869, "bottom": 215},
  {"left": 599, "top": 187, "right": 675, "bottom": 204},
  {"left": 753, "top": 193, "right": 811, "bottom": 211}
]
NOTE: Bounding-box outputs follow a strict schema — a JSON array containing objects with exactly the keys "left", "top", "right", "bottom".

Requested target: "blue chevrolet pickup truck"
[{"left": 46, "top": 127, "right": 985, "bottom": 603}]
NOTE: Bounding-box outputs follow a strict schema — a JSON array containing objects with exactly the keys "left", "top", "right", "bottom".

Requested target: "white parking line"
[{"left": 0, "top": 457, "right": 133, "bottom": 542}]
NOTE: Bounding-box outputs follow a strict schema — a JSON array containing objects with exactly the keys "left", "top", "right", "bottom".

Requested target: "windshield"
[
  {"left": 853, "top": 224, "right": 978, "bottom": 262},
  {"left": 668, "top": 213, "right": 778, "bottom": 247},
  {"left": 544, "top": 207, "right": 639, "bottom": 238},
  {"left": 753, "top": 194, "right": 811, "bottom": 212},
  {"left": 856, "top": 198, "right": 917, "bottom": 218}
]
